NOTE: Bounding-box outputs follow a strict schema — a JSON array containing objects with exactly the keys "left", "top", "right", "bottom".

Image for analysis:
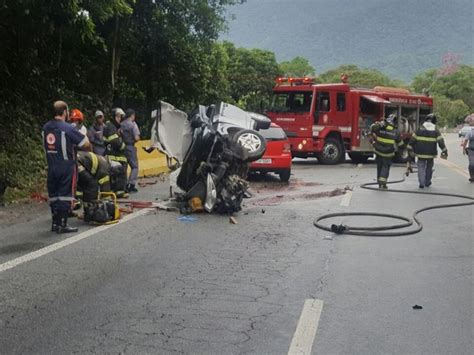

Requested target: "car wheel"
[
  {"left": 233, "top": 129, "right": 266, "bottom": 162},
  {"left": 279, "top": 169, "right": 291, "bottom": 182},
  {"left": 317, "top": 138, "right": 344, "bottom": 165}
]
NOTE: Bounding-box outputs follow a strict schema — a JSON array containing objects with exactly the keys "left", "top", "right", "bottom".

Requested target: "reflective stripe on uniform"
[
  {"left": 98, "top": 176, "right": 110, "bottom": 185},
  {"left": 414, "top": 136, "right": 437, "bottom": 142},
  {"left": 437, "top": 136, "right": 444, "bottom": 141},
  {"left": 49, "top": 196, "right": 75, "bottom": 202},
  {"left": 376, "top": 136, "right": 396, "bottom": 145},
  {"left": 104, "top": 133, "right": 119, "bottom": 142},
  {"left": 416, "top": 154, "right": 436, "bottom": 159},
  {"left": 374, "top": 150, "right": 395, "bottom": 158},
  {"left": 90, "top": 152, "right": 99, "bottom": 175},
  {"left": 378, "top": 177, "right": 387, "bottom": 182},
  {"left": 61, "top": 131, "right": 68, "bottom": 160},
  {"left": 108, "top": 155, "right": 128, "bottom": 162}
]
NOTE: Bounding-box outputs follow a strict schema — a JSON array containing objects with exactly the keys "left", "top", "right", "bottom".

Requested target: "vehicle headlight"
[
  {"left": 302, "top": 139, "right": 307, "bottom": 145},
  {"left": 298, "top": 143, "right": 303, "bottom": 150}
]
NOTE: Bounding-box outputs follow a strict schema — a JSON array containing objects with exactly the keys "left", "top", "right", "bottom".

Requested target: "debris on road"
[
  {"left": 229, "top": 216, "right": 238, "bottom": 224},
  {"left": 177, "top": 215, "right": 198, "bottom": 223},
  {"left": 323, "top": 235, "right": 333, "bottom": 240},
  {"left": 138, "top": 180, "right": 158, "bottom": 188},
  {"left": 412, "top": 305, "right": 423, "bottom": 310}
]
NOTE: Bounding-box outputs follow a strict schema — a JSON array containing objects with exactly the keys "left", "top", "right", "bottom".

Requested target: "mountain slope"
[{"left": 222, "top": 0, "right": 473, "bottom": 82}]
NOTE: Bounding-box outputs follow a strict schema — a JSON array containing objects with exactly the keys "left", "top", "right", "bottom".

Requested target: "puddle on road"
[{"left": 0, "top": 242, "right": 46, "bottom": 255}]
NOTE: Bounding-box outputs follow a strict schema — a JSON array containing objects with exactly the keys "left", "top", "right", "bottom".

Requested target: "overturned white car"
[{"left": 150, "top": 101, "right": 271, "bottom": 214}]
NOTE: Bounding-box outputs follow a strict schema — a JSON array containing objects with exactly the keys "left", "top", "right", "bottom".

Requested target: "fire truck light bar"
[{"left": 276, "top": 77, "right": 315, "bottom": 85}]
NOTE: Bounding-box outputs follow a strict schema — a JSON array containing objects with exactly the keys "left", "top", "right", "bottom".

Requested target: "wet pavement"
[{"left": 0, "top": 138, "right": 472, "bottom": 354}]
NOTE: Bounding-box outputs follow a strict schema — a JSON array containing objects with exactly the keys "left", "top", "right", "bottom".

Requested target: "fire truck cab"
[{"left": 266, "top": 77, "right": 433, "bottom": 164}]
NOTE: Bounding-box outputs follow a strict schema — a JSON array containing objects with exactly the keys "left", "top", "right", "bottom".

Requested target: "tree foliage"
[
  {"left": 279, "top": 57, "right": 315, "bottom": 77},
  {"left": 412, "top": 65, "right": 474, "bottom": 109},
  {"left": 318, "top": 65, "right": 405, "bottom": 88},
  {"left": 432, "top": 95, "right": 470, "bottom": 127}
]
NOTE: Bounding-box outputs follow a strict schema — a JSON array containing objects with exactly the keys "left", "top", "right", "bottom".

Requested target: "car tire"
[
  {"left": 233, "top": 129, "right": 266, "bottom": 162},
  {"left": 317, "top": 137, "right": 344, "bottom": 165},
  {"left": 279, "top": 169, "right": 291, "bottom": 182},
  {"left": 348, "top": 152, "right": 371, "bottom": 164}
]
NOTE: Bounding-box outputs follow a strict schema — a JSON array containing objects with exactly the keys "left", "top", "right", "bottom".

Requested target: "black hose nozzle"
[{"left": 331, "top": 224, "right": 347, "bottom": 234}]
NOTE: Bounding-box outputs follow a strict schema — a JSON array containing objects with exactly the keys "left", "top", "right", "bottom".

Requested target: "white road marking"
[
  {"left": 340, "top": 190, "right": 353, "bottom": 207},
  {"left": 0, "top": 209, "right": 151, "bottom": 273},
  {"left": 288, "top": 299, "right": 324, "bottom": 355}
]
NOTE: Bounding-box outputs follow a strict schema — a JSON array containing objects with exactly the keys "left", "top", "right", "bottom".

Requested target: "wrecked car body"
[{"left": 150, "top": 101, "right": 271, "bottom": 214}]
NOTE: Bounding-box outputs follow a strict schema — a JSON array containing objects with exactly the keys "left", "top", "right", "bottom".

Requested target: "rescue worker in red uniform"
[
  {"left": 407, "top": 114, "right": 448, "bottom": 188},
  {"left": 42, "top": 101, "right": 90, "bottom": 233},
  {"left": 103, "top": 108, "right": 128, "bottom": 198},
  {"left": 370, "top": 114, "right": 402, "bottom": 189}
]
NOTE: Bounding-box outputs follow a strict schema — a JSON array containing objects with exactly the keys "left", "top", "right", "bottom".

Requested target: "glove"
[
  {"left": 440, "top": 151, "right": 448, "bottom": 160},
  {"left": 408, "top": 150, "right": 416, "bottom": 159}
]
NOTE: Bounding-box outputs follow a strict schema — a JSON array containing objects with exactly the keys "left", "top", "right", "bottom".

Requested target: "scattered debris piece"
[
  {"left": 261, "top": 208, "right": 266, "bottom": 214},
  {"left": 138, "top": 180, "right": 158, "bottom": 188},
  {"left": 229, "top": 216, "right": 238, "bottom": 224},
  {"left": 177, "top": 215, "right": 198, "bottom": 223},
  {"left": 323, "top": 235, "right": 333, "bottom": 240},
  {"left": 276, "top": 195, "right": 284, "bottom": 198},
  {"left": 412, "top": 305, "right": 423, "bottom": 310}
]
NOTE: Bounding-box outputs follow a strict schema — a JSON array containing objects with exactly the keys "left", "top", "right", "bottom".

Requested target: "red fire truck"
[{"left": 265, "top": 77, "right": 433, "bottom": 164}]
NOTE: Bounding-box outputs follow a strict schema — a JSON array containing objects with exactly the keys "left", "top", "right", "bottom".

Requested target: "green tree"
[
  {"left": 223, "top": 42, "right": 281, "bottom": 111},
  {"left": 433, "top": 95, "right": 470, "bottom": 127},
  {"left": 318, "top": 65, "right": 405, "bottom": 88},
  {"left": 279, "top": 56, "right": 315, "bottom": 77},
  {"left": 412, "top": 65, "right": 474, "bottom": 110}
]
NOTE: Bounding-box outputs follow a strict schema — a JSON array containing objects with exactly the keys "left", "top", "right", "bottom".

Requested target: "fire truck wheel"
[
  {"left": 317, "top": 138, "right": 344, "bottom": 165},
  {"left": 233, "top": 129, "right": 266, "bottom": 162}
]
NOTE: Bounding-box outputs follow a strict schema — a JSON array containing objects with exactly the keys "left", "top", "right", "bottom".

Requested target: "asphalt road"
[{"left": 0, "top": 136, "right": 472, "bottom": 354}]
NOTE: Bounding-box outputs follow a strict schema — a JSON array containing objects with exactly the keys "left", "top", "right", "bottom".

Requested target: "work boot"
[
  {"left": 127, "top": 184, "right": 138, "bottom": 193},
  {"left": 56, "top": 214, "right": 78, "bottom": 234},
  {"left": 419, "top": 184, "right": 424, "bottom": 189},
  {"left": 425, "top": 182, "right": 431, "bottom": 188},
  {"left": 50, "top": 213, "right": 60, "bottom": 232},
  {"left": 469, "top": 177, "right": 474, "bottom": 183}
]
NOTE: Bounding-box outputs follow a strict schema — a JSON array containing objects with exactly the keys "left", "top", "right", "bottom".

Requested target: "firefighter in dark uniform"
[
  {"left": 407, "top": 114, "right": 448, "bottom": 188},
  {"left": 77, "top": 151, "right": 112, "bottom": 202},
  {"left": 103, "top": 108, "right": 128, "bottom": 198},
  {"left": 42, "top": 101, "right": 90, "bottom": 233},
  {"left": 370, "top": 114, "right": 402, "bottom": 189}
]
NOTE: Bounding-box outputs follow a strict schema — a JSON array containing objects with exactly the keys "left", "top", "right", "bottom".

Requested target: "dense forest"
[{"left": 0, "top": 0, "right": 472, "bottom": 202}]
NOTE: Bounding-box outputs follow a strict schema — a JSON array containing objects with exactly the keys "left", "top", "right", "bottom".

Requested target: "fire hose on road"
[{"left": 313, "top": 176, "right": 474, "bottom": 237}]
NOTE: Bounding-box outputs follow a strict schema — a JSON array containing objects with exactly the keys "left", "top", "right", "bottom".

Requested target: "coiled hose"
[{"left": 313, "top": 177, "right": 474, "bottom": 237}]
